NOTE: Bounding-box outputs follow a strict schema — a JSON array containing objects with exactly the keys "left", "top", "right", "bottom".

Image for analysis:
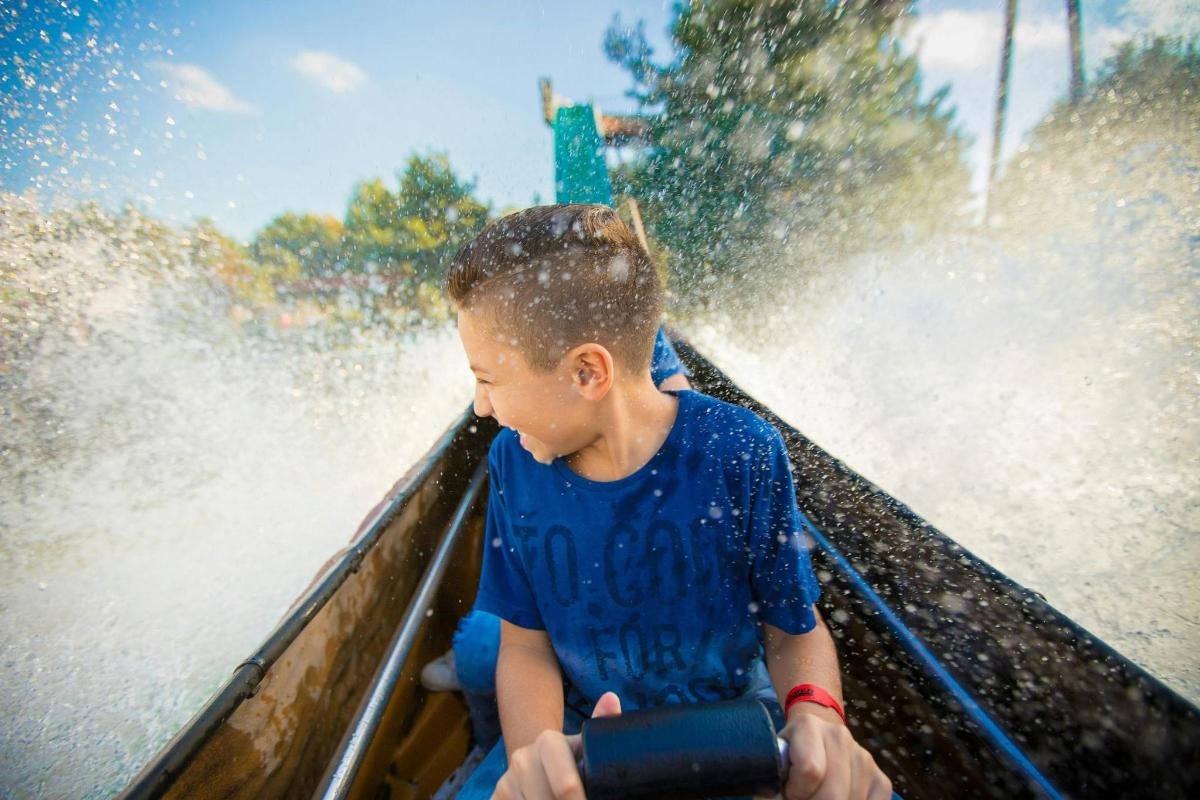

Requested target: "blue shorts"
[{"left": 452, "top": 608, "right": 501, "bottom": 694}]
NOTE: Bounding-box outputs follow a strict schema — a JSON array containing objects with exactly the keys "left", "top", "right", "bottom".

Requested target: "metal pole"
[
  {"left": 625, "top": 197, "right": 650, "bottom": 253},
  {"left": 314, "top": 461, "right": 489, "bottom": 800},
  {"left": 985, "top": 0, "right": 1018, "bottom": 223},
  {"left": 1065, "top": 0, "right": 1084, "bottom": 104}
]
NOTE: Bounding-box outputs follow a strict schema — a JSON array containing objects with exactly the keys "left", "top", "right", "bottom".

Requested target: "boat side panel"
[
  {"left": 160, "top": 418, "right": 495, "bottom": 799},
  {"left": 350, "top": 506, "right": 488, "bottom": 800}
]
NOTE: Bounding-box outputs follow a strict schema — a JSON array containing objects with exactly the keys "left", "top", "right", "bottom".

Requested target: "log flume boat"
[
  {"left": 122, "top": 85, "right": 1199, "bottom": 800},
  {"left": 117, "top": 338, "right": 1200, "bottom": 800}
]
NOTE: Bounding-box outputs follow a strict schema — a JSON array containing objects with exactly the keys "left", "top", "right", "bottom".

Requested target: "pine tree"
[{"left": 606, "top": 0, "right": 970, "bottom": 297}]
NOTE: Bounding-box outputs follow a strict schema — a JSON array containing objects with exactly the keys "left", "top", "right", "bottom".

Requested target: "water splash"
[
  {"left": 690, "top": 221, "right": 1199, "bottom": 705},
  {"left": 0, "top": 195, "right": 472, "bottom": 797}
]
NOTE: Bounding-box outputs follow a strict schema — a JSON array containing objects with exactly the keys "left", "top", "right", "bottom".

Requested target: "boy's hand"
[
  {"left": 780, "top": 707, "right": 892, "bottom": 800},
  {"left": 493, "top": 692, "right": 622, "bottom": 800}
]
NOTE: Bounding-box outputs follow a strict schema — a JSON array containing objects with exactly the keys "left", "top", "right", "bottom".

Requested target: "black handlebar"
[{"left": 579, "top": 699, "right": 784, "bottom": 800}]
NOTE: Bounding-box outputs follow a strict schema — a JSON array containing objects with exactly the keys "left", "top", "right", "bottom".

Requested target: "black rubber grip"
[{"left": 579, "top": 699, "right": 783, "bottom": 800}]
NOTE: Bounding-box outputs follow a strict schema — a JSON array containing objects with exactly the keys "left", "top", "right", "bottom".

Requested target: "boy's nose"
[{"left": 473, "top": 386, "right": 493, "bottom": 418}]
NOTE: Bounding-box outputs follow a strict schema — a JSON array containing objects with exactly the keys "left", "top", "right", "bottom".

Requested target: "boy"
[
  {"left": 419, "top": 326, "right": 690, "bottom": 749},
  {"left": 447, "top": 205, "right": 891, "bottom": 800}
]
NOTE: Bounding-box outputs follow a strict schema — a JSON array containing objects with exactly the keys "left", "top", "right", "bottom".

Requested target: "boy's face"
[{"left": 457, "top": 308, "right": 590, "bottom": 465}]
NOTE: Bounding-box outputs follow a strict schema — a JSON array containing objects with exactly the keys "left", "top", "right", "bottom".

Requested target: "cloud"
[
  {"left": 1014, "top": 18, "right": 1068, "bottom": 52},
  {"left": 1087, "top": 26, "right": 1132, "bottom": 62},
  {"left": 290, "top": 50, "right": 367, "bottom": 93},
  {"left": 902, "top": 10, "right": 1079, "bottom": 73},
  {"left": 153, "top": 62, "right": 257, "bottom": 113},
  {"left": 1124, "top": 0, "right": 1200, "bottom": 38},
  {"left": 901, "top": 10, "right": 997, "bottom": 71}
]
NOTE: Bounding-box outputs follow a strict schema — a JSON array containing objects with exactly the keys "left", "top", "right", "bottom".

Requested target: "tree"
[
  {"left": 990, "top": 36, "right": 1200, "bottom": 236},
  {"left": 190, "top": 218, "right": 273, "bottom": 307},
  {"left": 606, "top": 0, "right": 971, "bottom": 297},
  {"left": 244, "top": 153, "right": 491, "bottom": 327},
  {"left": 394, "top": 153, "right": 491, "bottom": 287},
  {"left": 342, "top": 177, "right": 404, "bottom": 277},
  {"left": 339, "top": 154, "right": 490, "bottom": 321},
  {"left": 250, "top": 213, "right": 345, "bottom": 278}
]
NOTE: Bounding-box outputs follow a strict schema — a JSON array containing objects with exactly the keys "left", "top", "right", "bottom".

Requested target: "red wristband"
[{"left": 784, "top": 683, "right": 847, "bottom": 725}]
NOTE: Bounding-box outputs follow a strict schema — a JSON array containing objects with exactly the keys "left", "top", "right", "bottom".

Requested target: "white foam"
[
  {"left": 0, "top": 197, "right": 472, "bottom": 796},
  {"left": 689, "top": 230, "right": 1199, "bottom": 705}
]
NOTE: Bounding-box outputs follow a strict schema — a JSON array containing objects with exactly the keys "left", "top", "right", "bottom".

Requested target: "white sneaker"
[{"left": 420, "top": 649, "right": 461, "bottom": 692}]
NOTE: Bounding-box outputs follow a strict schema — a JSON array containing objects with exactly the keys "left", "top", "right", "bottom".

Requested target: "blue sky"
[{"left": 1, "top": 0, "right": 1193, "bottom": 240}]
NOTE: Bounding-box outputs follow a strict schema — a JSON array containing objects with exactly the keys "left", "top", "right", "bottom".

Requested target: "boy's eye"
[{"left": 476, "top": 378, "right": 491, "bottom": 386}]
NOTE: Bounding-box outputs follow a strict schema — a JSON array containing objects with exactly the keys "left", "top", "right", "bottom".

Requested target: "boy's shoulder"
[{"left": 677, "top": 389, "right": 784, "bottom": 452}]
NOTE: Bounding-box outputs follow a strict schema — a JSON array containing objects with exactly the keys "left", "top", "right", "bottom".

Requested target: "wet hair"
[{"left": 446, "top": 204, "right": 662, "bottom": 372}]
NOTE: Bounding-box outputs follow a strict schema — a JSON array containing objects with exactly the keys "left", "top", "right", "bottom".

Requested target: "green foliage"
[
  {"left": 1018, "top": 34, "right": 1200, "bottom": 152},
  {"left": 605, "top": 0, "right": 970, "bottom": 297},
  {"left": 191, "top": 218, "right": 276, "bottom": 307},
  {"left": 343, "top": 177, "right": 404, "bottom": 275},
  {"left": 251, "top": 212, "right": 344, "bottom": 279},
  {"left": 4, "top": 150, "right": 490, "bottom": 359},
  {"left": 339, "top": 154, "right": 490, "bottom": 282},
  {"left": 250, "top": 152, "right": 490, "bottom": 328},
  {"left": 394, "top": 153, "right": 491, "bottom": 285},
  {"left": 1097, "top": 35, "right": 1200, "bottom": 93}
]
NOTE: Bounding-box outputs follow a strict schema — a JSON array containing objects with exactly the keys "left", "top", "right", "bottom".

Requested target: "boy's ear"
[{"left": 569, "top": 344, "right": 614, "bottom": 399}]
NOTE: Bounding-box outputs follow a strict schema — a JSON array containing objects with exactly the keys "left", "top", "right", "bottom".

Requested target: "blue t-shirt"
[
  {"left": 474, "top": 390, "right": 821, "bottom": 714},
  {"left": 650, "top": 328, "right": 691, "bottom": 385}
]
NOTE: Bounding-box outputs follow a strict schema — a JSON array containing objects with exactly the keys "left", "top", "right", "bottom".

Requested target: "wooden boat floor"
[{"left": 384, "top": 692, "right": 472, "bottom": 800}]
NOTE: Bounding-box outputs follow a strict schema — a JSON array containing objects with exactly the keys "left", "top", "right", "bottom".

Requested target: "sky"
[{"left": 1, "top": 0, "right": 1195, "bottom": 241}]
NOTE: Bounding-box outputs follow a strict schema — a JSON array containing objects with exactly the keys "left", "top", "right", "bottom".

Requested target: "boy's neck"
[{"left": 562, "top": 376, "right": 679, "bottom": 483}]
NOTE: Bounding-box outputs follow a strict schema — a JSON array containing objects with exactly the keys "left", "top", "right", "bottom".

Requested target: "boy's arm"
[
  {"left": 764, "top": 610, "right": 893, "bottom": 800},
  {"left": 763, "top": 611, "right": 844, "bottom": 725},
  {"left": 496, "top": 620, "right": 565, "bottom": 757},
  {"left": 494, "top": 621, "right": 622, "bottom": 800}
]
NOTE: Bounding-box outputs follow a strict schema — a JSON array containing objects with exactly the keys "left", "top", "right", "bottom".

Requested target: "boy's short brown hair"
[{"left": 446, "top": 204, "right": 662, "bottom": 372}]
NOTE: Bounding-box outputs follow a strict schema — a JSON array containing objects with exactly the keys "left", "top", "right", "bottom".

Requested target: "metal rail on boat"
[
  {"left": 314, "top": 460, "right": 489, "bottom": 800},
  {"left": 803, "top": 521, "right": 1063, "bottom": 799}
]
